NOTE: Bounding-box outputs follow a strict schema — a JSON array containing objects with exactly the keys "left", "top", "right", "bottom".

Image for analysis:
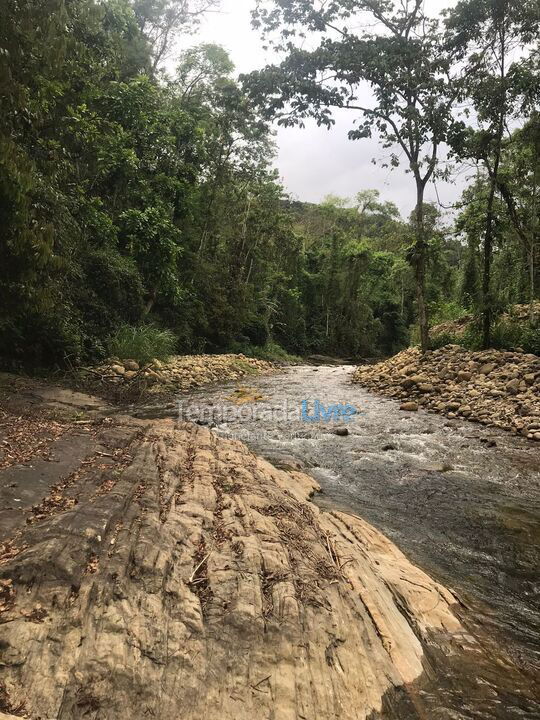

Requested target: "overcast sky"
[{"left": 187, "top": 0, "right": 467, "bottom": 219}]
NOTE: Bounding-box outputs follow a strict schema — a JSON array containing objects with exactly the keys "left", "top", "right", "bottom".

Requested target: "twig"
[
  {"left": 251, "top": 675, "right": 271, "bottom": 691},
  {"left": 188, "top": 553, "right": 211, "bottom": 584}
]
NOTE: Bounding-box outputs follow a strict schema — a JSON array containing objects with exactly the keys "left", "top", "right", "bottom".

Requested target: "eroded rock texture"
[{"left": 0, "top": 382, "right": 463, "bottom": 720}]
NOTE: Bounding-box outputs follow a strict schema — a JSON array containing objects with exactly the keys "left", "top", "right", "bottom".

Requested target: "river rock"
[
  {"left": 410, "top": 374, "right": 430, "bottom": 385},
  {"left": 479, "top": 363, "right": 497, "bottom": 375},
  {"left": 353, "top": 345, "right": 540, "bottom": 439},
  {"left": 506, "top": 378, "right": 520, "bottom": 394},
  {"left": 123, "top": 359, "right": 139, "bottom": 371},
  {"left": 400, "top": 401, "right": 419, "bottom": 411},
  {"left": 87, "top": 354, "right": 276, "bottom": 394}
]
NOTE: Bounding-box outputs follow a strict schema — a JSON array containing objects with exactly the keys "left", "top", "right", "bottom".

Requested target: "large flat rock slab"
[{"left": 0, "top": 383, "right": 465, "bottom": 719}]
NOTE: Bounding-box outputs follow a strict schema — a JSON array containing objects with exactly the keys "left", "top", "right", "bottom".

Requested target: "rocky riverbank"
[
  {"left": 352, "top": 345, "right": 540, "bottom": 440},
  {"left": 82, "top": 353, "right": 275, "bottom": 395},
  {"left": 0, "top": 374, "right": 466, "bottom": 719}
]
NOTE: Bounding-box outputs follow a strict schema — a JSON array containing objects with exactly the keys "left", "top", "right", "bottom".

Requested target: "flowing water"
[{"left": 143, "top": 364, "right": 540, "bottom": 717}]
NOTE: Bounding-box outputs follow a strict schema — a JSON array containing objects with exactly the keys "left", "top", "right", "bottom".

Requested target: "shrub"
[
  {"left": 491, "top": 320, "right": 540, "bottom": 355},
  {"left": 426, "top": 318, "right": 540, "bottom": 355},
  {"left": 228, "top": 339, "right": 302, "bottom": 364},
  {"left": 428, "top": 332, "right": 461, "bottom": 350},
  {"left": 430, "top": 301, "right": 469, "bottom": 326},
  {"left": 250, "top": 340, "right": 302, "bottom": 363},
  {"left": 83, "top": 249, "right": 145, "bottom": 323},
  {"left": 107, "top": 324, "right": 177, "bottom": 365}
]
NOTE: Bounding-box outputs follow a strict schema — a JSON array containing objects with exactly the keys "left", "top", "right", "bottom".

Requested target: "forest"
[{"left": 1, "top": 0, "right": 539, "bottom": 368}]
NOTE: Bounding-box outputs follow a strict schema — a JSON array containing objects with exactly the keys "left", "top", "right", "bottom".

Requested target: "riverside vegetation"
[{"left": 1, "top": 0, "right": 539, "bottom": 370}]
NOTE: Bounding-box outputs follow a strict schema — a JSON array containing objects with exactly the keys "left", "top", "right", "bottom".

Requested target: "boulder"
[
  {"left": 479, "top": 363, "right": 496, "bottom": 375},
  {"left": 400, "top": 401, "right": 419, "bottom": 412},
  {"left": 506, "top": 378, "right": 520, "bottom": 395},
  {"left": 409, "top": 374, "right": 430, "bottom": 385}
]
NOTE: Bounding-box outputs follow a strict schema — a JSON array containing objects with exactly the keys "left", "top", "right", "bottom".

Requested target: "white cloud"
[{"left": 189, "top": 0, "right": 466, "bottom": 218}]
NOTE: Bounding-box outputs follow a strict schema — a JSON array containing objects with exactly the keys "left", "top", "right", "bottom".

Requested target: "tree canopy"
[{"left": 0, "top": 0, "right": 538, "bottom": 367}]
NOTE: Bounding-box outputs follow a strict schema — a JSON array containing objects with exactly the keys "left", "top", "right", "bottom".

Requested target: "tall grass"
[{"left": 108, "top": 324, "right": 177, "bottom": 365}]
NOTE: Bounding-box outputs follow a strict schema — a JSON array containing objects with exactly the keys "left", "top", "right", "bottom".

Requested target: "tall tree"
[
  {"left": 133, "top": 0, "right": 220, "bottom": 72},
  {"left": 445, "top": 0, "right": 539, "bottom": 346},
  {"left": 496, "top": 117, "right": 540, "bottom": 321},
  {"left": 244, "top": 0, "right": 459, "bottom": 351}
]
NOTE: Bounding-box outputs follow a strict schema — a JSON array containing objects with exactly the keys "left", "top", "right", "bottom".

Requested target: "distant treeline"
[{"left": 1, "top": 0, "right": 538, "bottom": 367}]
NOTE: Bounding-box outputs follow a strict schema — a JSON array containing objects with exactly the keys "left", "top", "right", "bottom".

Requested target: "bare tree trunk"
[
  {"left": 481, "top": 9, "right": 507, "bottom": 349},
  {"left": 414, "top": 182, "right": 429, "bottom": 353},
  {"left": 529, "top": 247, "right": 535, "bottom": 321},
  {"left": 144, "top": 290, "right": 157, "bottom": 316},
  {"left": 482, "top": 177, "right": 497, "bottom": 348},
  {"left": 530, "top": 121, "right": 539, "bottom": 323}
]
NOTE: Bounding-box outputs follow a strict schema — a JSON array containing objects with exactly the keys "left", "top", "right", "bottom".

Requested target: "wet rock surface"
[
  {"left": 0, "top": 375, "right": 474, "bottom": 720},
  {"left": 353, "top": 345, "right": 540, "bottom": 439}
]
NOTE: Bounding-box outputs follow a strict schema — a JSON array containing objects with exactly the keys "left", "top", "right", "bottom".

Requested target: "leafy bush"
[
  {"left": 107, "top": 324, "right": 177, "bottom": 365},
  {"left": 427, "top": 318, "right": 540, "bottom": 355},
  {"left": 251, "top": 341, "right": 302, "bottom": 363},
  {"left": 228, "top": 340, "right": 302, "bottom": 364},
  {"left": 0, "top": 308, "right": 86, "bottom": 369},
  {"left": 428, "top": 332, "right": 462, "bottom": 350},
  {"left": 430, "top": 301, "right": 470, "bottom": 326},
  {"left": 83, "top": 249, "right": 145, "bottom": 323}
]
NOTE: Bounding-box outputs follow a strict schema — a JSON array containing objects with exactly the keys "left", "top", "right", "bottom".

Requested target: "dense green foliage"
[
  {"left": 1, "top": 0, "right": 295, "bottom": 365},
  {"left": 245, "top": 0, "right": 539, "bottom": 352},
  {"left": 0, "top": 0, "right": 538, "bottom": 368}
]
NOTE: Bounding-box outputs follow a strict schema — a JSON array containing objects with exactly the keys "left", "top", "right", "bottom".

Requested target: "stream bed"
[{"left": 145, "top": 364, "right": 540, "bottom": 718}]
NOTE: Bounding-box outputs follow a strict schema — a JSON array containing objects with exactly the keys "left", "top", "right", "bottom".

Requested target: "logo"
[
  {"left": 177, "top": 398, "right": 363, "bottom": 426},
  {"left": 301, "top": 399, "right": 358, "bottom": 423}
]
